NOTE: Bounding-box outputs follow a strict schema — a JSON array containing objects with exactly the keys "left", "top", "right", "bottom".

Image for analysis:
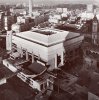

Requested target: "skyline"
[{"left": 0, "top": 0, "right": 98, "bottom": 5}]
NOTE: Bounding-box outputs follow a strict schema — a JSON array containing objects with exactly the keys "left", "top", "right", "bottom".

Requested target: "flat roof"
[
  {"left": 14, "top": 28, "right": 81, "bottom": 46},
  {"left": 23, "top": 62, "right": 47, "bottom": 75}
]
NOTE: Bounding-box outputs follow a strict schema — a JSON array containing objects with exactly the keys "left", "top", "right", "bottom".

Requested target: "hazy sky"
[{"left": 0, "top": 0, "right": 98, "bottom": 5}]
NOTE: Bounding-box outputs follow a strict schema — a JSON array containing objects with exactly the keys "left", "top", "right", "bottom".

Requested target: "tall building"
[
  {"left": 29, "top": 0, "right": 33, "bottom": 17},
  {"left": 92, "top": 15, "right": 99, "bottom": 45}
]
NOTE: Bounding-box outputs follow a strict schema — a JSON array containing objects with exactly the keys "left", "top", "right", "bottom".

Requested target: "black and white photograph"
[{"left": 0, "top": 0, "right": 99, "bottom": 100}]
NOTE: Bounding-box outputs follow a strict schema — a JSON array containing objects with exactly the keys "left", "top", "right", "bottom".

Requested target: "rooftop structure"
[{"left": 13, "top": 28, "right": 81, "bottom": 47}]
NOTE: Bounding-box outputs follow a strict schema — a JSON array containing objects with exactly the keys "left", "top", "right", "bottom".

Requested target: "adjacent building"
[
  {"left": 4, "top": 15, "right": 17, "bottom": 31},
  {"left": 92, "top": 15, "right": 99, "bottom": 45}
]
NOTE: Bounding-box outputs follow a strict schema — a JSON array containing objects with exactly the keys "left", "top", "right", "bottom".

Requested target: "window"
[
  {"left": 7, "top": 63, "right": 9, "bottom": 67},
  {"left": 57, "top": 55, "right": 61, "bottom": 65},
  {"left": 40, "top": 84, "right": 43, "bottom": 90},
  {"left": 48, "top": 82, "right": 53, "bottom": 88},
  {"left": 44, "top": 82, "right": 47, "bottom": 89},
  {"left": 26, "top": 77, "right": 30, "bottom": 84}
]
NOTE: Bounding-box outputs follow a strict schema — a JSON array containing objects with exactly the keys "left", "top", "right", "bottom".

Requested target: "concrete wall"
[
  {"left": 12, "top": 34, "right": 83, "bottom": 70},
  {"left": 12, "top": 36, "right": 48, "bottom": 61}
]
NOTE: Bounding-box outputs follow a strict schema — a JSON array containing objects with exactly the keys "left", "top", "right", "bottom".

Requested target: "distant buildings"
[
  {"left": 83, "top": 14, "right": 99, "bottom": 71},
  {"left": 34, "top": 14, "right": 49, "bottom": 26},
  {"left": 56, "top": 8, "right": 67, "bottom": 13},
  {"left": 4, "top": 15, "right": 17, "bottom": 31},
  {"left": 87, "top": 4, "right": 93, "bottom": 13},
  {"left": 49, "top": 14, "right": 61, "bottom": 24},
  {"left": 83, "top": 15, "right": 99, "bottom": 72},
  {"left": 12, "top": 8, "right": 27, "bottom": 16},
  {"left": 12, "top": 16, "right": 34, "bottom": 32},
  {"left": 0, "top": 10, "right": 17, "bottom": 31},
  {"left": 48, "top": 8, "right": 68, "bottom": 24}
]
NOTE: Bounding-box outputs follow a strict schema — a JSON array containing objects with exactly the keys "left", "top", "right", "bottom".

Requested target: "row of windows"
[
  {"left": 17, "top": 72, "right": 52, "bottom": 91},
  {"left": 86, "top": 50, "right": 99, "bottom": 58}
]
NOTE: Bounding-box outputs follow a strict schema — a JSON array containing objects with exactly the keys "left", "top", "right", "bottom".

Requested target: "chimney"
[{"left": 29, "top": 0, "right": 33, "bottom": 17}]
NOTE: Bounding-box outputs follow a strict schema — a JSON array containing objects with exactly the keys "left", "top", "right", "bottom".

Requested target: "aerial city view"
[{"left": 0, "top": 0, "right": 99, "bottom": 100}]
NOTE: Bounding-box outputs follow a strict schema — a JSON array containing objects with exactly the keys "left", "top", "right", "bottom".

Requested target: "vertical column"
[
  {"left": 47, "top": 79, "right": 49, "bottom": 87},
  {"left": 61, "top": 51, "right": 64, "bottom": 66},
  {"left": 29, "top": 0, "right": 33, "bottom": 17},
  {"left": 32, "top": 52, "right": 34, "bottom": 63},
  {"left": 20, "top": 47, "right": 23, "bottom": 58},
  {"left": 55, "top": 54, "right": 57, "bottom": 69},
  {"left": 26, "top": 50, "right": 28, "bottom": 61}
]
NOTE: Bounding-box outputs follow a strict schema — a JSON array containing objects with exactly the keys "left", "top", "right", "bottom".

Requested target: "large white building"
[
  {"left": 3, "top": 28, "right": 84, "bottom": 91},
  {"left": 4, "top": 28, "right": 84, "bottom": 71}
]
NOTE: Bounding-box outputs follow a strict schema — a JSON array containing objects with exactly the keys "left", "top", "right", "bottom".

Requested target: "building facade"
[{"left": 5, "top": 28, "right": 84, "bottom": 71}]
